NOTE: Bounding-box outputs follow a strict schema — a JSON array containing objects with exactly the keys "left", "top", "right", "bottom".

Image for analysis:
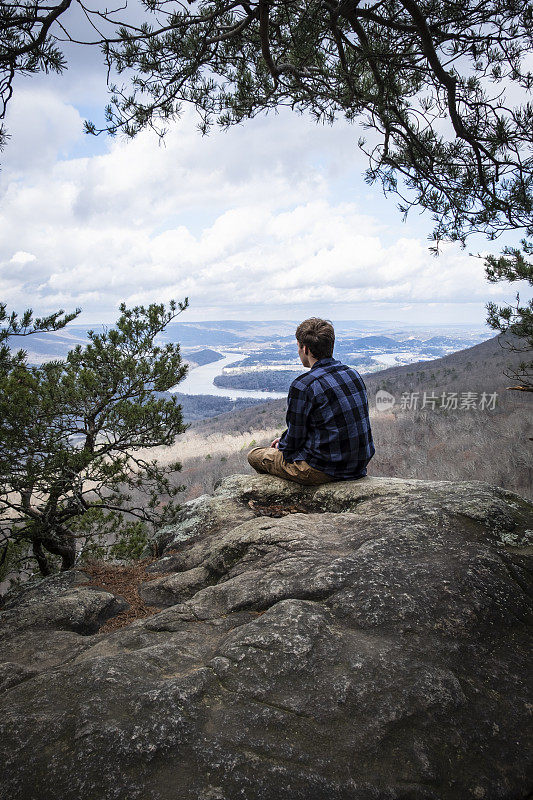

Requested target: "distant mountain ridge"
[
  {"left": 364, "top": 330, "right": 527, "bottom": 396},
  {"left": 11, "top": 318, "right": 491, "bottom": 365}
]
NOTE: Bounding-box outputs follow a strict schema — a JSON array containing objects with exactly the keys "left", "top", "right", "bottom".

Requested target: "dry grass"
[{"left": 146, "top": 426, "right": 284, "bottom": 467}]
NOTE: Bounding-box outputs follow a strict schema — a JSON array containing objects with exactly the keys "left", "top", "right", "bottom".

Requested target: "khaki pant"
[{"left": 247, "top": 446, "right": 335, "bottom": 486}]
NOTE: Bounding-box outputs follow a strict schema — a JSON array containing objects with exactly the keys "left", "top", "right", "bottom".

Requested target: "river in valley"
[{"left": 169, "top": 352, "right": 287, "bottom": 400}]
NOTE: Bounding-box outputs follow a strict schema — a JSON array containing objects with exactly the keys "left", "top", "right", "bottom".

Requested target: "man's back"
[{"left": 278, "top": 357, "right": 375, "bottom": 479}]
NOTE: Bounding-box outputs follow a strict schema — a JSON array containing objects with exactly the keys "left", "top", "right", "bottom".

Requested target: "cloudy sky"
[{"left": 0, "top": 24, "right": 529, "bottom": 327}]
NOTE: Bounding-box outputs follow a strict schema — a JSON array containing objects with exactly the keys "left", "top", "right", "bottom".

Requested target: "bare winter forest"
[{"left": 148, "top": 333, "right": 532, "bottom": 502}]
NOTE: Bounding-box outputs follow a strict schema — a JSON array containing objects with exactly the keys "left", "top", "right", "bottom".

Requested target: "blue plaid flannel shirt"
[{"left": 278, "top": 358, "right": 375, "bottom": 479}]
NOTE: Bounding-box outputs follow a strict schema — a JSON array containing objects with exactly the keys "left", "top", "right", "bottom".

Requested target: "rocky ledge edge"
[{"left": 0, "top": 474, "right": 532, "bottom": 800}]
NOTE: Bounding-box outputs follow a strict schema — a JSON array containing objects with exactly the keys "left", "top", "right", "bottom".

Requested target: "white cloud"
[
  {"left": 0, "top": 92, "right": 527, "bottom": 325},
  {"left": 2, "top": 89, "right": 83, "bottom": 174},
  {"left": 10, "top": 251, "right": 36, "bottom": 265}
]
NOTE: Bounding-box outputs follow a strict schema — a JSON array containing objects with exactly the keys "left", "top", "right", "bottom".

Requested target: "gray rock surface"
[{"left": 1, "top": 474, "right": 532, "bottom": 800}]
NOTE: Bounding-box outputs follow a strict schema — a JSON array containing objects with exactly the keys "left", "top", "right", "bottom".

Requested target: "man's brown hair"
[{"left": 296, "top": 317, "right": 335, "bottom": 360}]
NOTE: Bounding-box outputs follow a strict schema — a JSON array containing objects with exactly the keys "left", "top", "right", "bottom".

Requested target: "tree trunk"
[
  {"left": 32, "top": 541, "right": 52, "bottom": 576},
  {"left": 41, "top": 531, "right": 77, "bottom": 572}
]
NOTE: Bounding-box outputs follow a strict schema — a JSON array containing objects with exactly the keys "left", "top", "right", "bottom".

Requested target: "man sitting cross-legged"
[{"left": 248, "top": 317, "right": 375, "bottom": 486}]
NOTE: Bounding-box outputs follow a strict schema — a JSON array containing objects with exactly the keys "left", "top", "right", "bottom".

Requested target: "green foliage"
[
  {"left": 109, "top": 522, "right": 149, "bottom": 561},
  {"left": 0, "top": 302, "right": 81, "bottom": 372},
  {"left": 484, "top": 240, "right": 533, "bottom": 390},
  {"left": 485, "top": 241, "right": 533, "bottom": 285},
  {"left": 0, "top": 538, "right": 32, "bottom": 587},
  {"left": 0, "top": 299, "right": 189, "bottom": 580}
]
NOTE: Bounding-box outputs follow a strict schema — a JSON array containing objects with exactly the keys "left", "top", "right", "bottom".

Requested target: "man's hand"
[{"left": 270, "top": 438, "right": 280, "bottom": 449}]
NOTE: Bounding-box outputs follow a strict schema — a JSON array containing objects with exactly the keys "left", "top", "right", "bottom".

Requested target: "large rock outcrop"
[{"left": 1, "top": 474, "right": 532, "bottom": 800}]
